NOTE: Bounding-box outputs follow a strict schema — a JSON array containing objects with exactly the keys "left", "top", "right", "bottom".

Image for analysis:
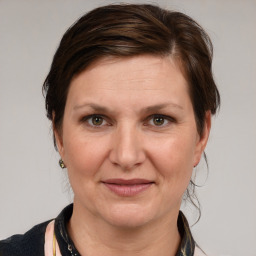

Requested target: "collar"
[{"left": 54, "top": 204, "right": 195, "bottom": 256}]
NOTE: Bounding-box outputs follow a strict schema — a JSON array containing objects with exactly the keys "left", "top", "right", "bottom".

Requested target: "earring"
[{"left": 59, "top": 159, "right": 66, "bottom": 169}]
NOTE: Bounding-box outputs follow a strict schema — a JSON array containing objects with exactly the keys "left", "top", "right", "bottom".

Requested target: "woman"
[{"left": 0, "top": 3, "right": 220, "bottom": 256}]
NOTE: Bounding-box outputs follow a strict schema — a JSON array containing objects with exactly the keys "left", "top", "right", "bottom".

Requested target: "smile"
[{"left": 102, "top": 179, "right": 154, "bottom": 197}]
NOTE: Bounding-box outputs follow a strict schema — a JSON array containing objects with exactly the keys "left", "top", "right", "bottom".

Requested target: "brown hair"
[{"left": 43, "top": 3, "right": 220, "bottom": 143}]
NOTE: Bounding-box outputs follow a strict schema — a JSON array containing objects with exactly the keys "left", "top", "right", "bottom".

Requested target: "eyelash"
[
  {"left": 81, "top": 114, "right": 175, "bottom": 128},
  {"left": 81, "top": 114, "right": 109, "bottom": 128},
  {"left": 146, "top": 114, "right": 175, "bottom": 127}
]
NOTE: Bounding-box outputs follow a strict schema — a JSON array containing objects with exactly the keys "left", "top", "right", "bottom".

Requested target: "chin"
[{"left": 102, "top": 203, "right": 156, "bottom": 229}]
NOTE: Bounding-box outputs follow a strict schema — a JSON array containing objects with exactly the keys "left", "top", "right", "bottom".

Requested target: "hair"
[{"left": 43, "top": 3, "right": 220, "bottom": 219}]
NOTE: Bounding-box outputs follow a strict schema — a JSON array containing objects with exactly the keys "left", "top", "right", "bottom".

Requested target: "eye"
[
  {"left": 82, "top": 115, "right": 108, "bottom": 127},
  {"left": 152, "top": 116, "right": 166, "bottom": 126},
  {"left": 90, "top": 116, "right": 104, "bottom": 126},
  {"left": 148, "top": 115, "right": 173, "bottom": 127}
]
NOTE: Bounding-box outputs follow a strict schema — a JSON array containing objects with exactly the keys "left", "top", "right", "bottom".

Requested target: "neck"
[{"left": 67, "top": 201, "right": 181, "bottom": 256}]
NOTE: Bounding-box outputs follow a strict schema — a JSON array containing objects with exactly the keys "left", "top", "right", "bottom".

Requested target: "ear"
[
  {"left": 54, "top": 128, "right": 65, "bottom": 157},
  {"left": 193, "top": 111, "right": 211, "bottom": 167},
  {"left": 52, "top": 112, "right": 65, "bottom": 160}
]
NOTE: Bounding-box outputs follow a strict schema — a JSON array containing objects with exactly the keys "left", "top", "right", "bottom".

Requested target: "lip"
[{"left": 102, "top": 179, "right": 154, "bottom": 197}]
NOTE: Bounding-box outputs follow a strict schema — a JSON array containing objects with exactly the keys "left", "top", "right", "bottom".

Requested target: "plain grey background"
[{"left": 0, "top": 0, "right": 255, "bottom": 255}]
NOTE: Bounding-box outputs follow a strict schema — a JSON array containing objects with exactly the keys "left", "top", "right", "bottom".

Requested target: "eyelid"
[{"left": 148, "top": 114, "right": 175, "bottom": 120}]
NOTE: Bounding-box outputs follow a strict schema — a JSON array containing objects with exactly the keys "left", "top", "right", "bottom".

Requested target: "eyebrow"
[
  {"left": 73, "top": 102, "right": 183, "bottom": 113},
  {"left": 143, "top": 103, "right": 184, "bottom": 113},
  {"left": 73, "top": 103, "right": 110, "bottom": 112}
]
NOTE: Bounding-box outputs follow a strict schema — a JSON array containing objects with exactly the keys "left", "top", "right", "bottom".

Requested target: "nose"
[{"left": 109, "top": 124, "right": 146, "bottom": 171}]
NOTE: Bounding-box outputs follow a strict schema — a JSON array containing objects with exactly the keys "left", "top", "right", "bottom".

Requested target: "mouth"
[{"left": 102, "top": 179, "right": 154, "bottom": 197}]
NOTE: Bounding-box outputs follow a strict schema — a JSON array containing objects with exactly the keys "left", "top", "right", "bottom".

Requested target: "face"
[{"left": 55, "top": 55, "right": 210, "bottom": 228}]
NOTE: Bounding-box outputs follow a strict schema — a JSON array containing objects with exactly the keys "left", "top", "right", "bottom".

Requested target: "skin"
[{"left": 55, "top": 55, "right": 211, "bottom": 256}]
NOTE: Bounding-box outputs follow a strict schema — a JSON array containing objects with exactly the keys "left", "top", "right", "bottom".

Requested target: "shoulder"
[{"left": 0, "top": 220, "right": 51, "bottom": 256}]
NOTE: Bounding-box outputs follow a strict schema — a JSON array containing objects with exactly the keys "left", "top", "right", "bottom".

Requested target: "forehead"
[{"left": 66, "top": 55, "right": 192, "bottom": 111}]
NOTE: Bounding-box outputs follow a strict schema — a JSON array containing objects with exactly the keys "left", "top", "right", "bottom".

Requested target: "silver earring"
[{"left": 59, "top": 159, "right": 66, "bottom": 169}]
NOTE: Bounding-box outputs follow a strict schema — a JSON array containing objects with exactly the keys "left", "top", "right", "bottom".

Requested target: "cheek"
[
  {"left": 63, "top": 134, "right": 109, "bottom": 189},
  {"left": 148, "top": 135, "right": 195, "bottom": 192}
]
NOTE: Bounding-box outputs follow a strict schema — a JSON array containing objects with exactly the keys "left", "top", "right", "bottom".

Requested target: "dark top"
[{"left": 0, "top": 204, "right": 195, "bottom": 256}]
